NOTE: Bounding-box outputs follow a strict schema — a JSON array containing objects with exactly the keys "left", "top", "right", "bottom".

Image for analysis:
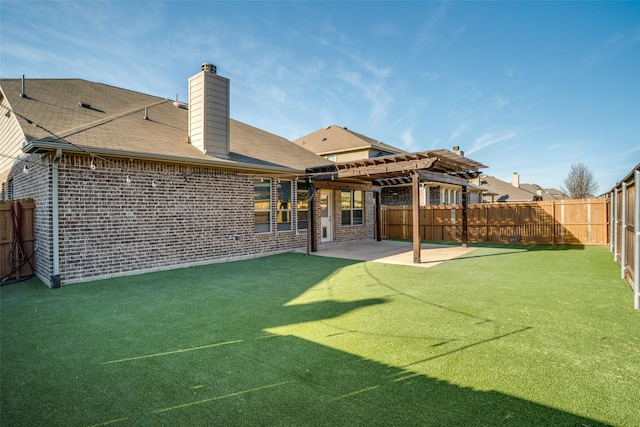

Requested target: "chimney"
[
  {"left": 188, "top": 63, "right": 230, "bottom": 158},
  {"left": 452, "top": 146, "right": 464, "bottom": 157},
  {"left": 512, "top": 172, "right": 520, "bottom": 188}
]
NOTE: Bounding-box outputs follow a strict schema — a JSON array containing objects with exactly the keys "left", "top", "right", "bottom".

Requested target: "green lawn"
[{"left": 1, "top": 244, "right": 639, "bottom": 426}]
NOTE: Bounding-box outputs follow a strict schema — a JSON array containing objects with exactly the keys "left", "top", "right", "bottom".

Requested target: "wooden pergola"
[{"left": 306, "top": 149, "right": 487, "bottom": 263}]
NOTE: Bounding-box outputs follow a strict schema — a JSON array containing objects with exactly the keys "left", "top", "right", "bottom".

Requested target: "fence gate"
[{"left": 0, "top": 199, "right": 36, "bottom": 283}]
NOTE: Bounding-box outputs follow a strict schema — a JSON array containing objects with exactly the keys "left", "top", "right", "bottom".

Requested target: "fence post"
[
  {"left": 552, "top": 201, "right": 556, "bottom": 245},
  {"left": 587, "top": 199, "right": 592, "bottom": 244},
  {"left": 613, "top": 189, "right": 619, "bottom": 261},
  {"left": 609, "top": 191, "right": 614, "bottom": 252},
  {"left": 621, "top": 181, "right": 627, "bottom": 280},
  {"left": 484, "top": 204, "right": 488, "bottom": 242},
  {"left": 634, "top": 170, "right": 639, "bottom": 310}
]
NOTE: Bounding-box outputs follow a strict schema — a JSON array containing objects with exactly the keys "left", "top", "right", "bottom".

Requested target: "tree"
[{"left": 561, "top": 162, "right": 599, "bottom": 199}]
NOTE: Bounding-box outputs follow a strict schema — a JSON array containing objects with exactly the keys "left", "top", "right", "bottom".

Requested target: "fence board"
[
  {"left": 0, "top": 199, "right": 36, "bottom": 282},
  {"left": 382, "top": 199, "right": 609, "bottom": 246}
]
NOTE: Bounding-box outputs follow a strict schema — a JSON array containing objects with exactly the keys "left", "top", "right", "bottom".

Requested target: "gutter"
[
  {"left": 22, "top": 141, "right": 306, "bottom": 176},
  {"left": 51, "top": 148, "right": 61, "bottom": 288}
]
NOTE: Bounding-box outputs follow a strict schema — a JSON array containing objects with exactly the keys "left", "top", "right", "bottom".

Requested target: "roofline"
[
  {"left": 314, "top": 145, "right": 403, "bottom": 156},
  {"left": 22, "top": 140, "right": 305, "bottom": 175}
]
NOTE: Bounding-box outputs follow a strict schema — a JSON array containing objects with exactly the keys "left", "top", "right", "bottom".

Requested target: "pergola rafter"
[{"left": 307, "top": 149, "right": 487, "bottom": 263}]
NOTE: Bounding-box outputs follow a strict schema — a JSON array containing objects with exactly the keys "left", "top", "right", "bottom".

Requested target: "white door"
[{"left": 320, "top": 190, "right": 333, "bottom": 243}]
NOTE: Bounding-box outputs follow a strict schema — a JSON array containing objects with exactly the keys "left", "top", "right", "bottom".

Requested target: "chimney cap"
[{"left": 201, "top": 63, "right": 217, "bottom": 74}]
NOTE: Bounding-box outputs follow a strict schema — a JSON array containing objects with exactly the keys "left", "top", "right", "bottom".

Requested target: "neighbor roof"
[
  {"left": 0, "top": 78, "right": 331, "bottom": 173},
  {"left": 519, "top": 183, "right": 566, "bottom": 201},
  {"left": 478, "top": 175, "right": 541, "bottom": 202},
  {"left": 293, "top": 124, "right": 405, "bottom": 156}
]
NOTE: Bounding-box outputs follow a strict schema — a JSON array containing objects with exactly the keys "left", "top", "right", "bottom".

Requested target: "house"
[
  {"left": 475, "top": 172, "right": 567, "bottom": 202},
  {"left": 0, "top": 65, "right": 376, "bottom": 287},
  {"left": 295, "top": 127, "right": 484, "bottom": 207},
  {"left": 1, "top": 64, "right": 487, "bottom": 287},
  {"left": 293, "top": 124, "right": 405, "bottom": 162}
]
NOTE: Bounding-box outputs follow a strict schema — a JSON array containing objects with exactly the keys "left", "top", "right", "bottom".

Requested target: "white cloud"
[
  {"left": 582, "top": 29, "right": 640, "bottom": 67},
  {"left": 449, "top": 122, "right": 467, "bottom": 141},
  {"left": 505, "top": 66, "right": 518, "bottom": 78},
  {"left": 493, "top": 95, "right": 510, "bottom": 110},
  {"left": 467, "top": 130, "right": 517, "bottom": 154},
  {"left": 400, "top": 129, "right": 415, "bottom": 151}
]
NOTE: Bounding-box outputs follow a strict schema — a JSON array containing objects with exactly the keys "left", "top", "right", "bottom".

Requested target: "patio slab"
[{"left": 310, "top": 239, "right": 476, "bottom": 268}]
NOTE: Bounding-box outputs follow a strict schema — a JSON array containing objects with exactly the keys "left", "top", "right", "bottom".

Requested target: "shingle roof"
[
  {"left": 293, "top": 124, "right": 405, "bottom": 156},
  {"left": 478, "top": 175, "right": 540, "bottom": 202},
  {"left": 0, "top": 78, "right": 330, "bottom": 172}
]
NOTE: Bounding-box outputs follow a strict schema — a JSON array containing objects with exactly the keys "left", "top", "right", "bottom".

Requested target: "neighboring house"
[
  {"left": 0, "top": 65, "right": 378, "bottom": 287},
  {"left": 293, "top": 124, "right": 405, "bottom": 162},
  {"left": 294, "top": 127, "right": 484, "bottom": 207},
  {"left": 475, "top": 172, "right": 567, "bottom": 202}
]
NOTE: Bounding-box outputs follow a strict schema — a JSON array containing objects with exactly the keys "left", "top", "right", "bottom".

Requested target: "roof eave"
[{"left": 22, "top": 140, "right": 304, "bottom": 175}]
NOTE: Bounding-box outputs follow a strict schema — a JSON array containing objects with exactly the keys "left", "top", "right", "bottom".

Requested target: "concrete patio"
[{"left": 310, "top": 239, "right": 476, "bottom": 268}]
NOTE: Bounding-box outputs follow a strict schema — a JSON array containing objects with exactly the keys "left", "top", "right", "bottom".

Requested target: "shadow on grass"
[
  {"left": 0, "top": 254, "right": 609, "bottom": 426},
  {"left": 421, "top": 240, "right": 586, "bottom": 251}
]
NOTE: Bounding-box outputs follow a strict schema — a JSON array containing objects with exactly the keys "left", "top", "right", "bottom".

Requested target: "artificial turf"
[{"left": 1, "top": 244, "right": 639, "bottom": 426}]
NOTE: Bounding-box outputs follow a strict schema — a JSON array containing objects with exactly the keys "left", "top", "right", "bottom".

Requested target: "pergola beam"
[{"left": 336, "top": 157, "right": 437, "bottom": 178}]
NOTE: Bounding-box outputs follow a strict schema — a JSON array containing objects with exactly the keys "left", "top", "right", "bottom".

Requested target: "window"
[
  {"left": 341, "top": 190, "right": 363, "bottom": 226},
  {"left": 277, "top": 179, "right": 292, "bottom": 231},
  {"left": 6, "top": 179, "right": 13, "bottom": 201},
  {"left": 254, "top": 179, "right": 271, "bottom": 233},
  {"left": 297, "top": 181, "right": 309, "bottom": 230}
]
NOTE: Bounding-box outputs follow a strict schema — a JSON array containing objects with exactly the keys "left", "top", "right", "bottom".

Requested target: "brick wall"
[
  {"left": 55, "top": 155, "right": 312, "bottom": 284},
  {"left": 6, "top": 153, "right": 53, "bottom": 284},
  {"left": 313, "top": 188, "right": 373, "bottom": 247},
  {"left": 381, "top": 186, "right": 412, "bottom": 206},
  {"left": 11, "top": 153, "right": 313, "bottom": 285},
  {"left": 9, "top": 153, "right": 377, "bottom": 286}
]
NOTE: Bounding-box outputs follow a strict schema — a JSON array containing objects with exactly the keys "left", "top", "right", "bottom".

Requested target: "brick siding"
[{"left": 8, "top": 153, "right": 376, "bottom": 286}]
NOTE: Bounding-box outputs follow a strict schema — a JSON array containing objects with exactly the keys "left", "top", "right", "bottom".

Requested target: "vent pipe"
[
  {"left": 20, "top": 75, "right": 27, "bottom": 98},
  {"left": 143, "top": 107, "right": 149, "bottom": 120}
]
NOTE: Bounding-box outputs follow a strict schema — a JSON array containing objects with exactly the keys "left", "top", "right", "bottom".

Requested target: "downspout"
[{"left": 51, "top": 149, "right": 62, "bottom": 288}]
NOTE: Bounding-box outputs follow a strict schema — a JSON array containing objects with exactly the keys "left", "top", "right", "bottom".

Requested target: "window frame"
[
  {"left": 276, "top": 179, "right": 292, "bottom": 232},
  {"left": 341, "top": 189, "right": 364, "bottom": 226},
  {"left": 254, "top": 178, "right": 272, "bottom": 233},
  {"left": 296, "top": 180, "right": 309, "bottom": 230}
]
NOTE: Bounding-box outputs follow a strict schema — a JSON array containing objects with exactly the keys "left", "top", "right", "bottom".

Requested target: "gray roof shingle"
[
  {"left": 1, "top": 78, "right": 331, "bottom": 172},
  {"left": 293, "top": 124, "right": 405, "bottom": 156}
]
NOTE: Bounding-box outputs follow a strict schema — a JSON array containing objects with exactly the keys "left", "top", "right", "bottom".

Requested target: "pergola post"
[
  {"left": 461, "top": 185, "right": 468, "bottom": 248},
  {"left": 308, "top": 179, "right": 317, "bottom": 254},
  {"left": 412, "top": 171, "right": 421, "bottom": 263},
  {"left": 375, "top": 190, "right": 382, "bottom": 242}
]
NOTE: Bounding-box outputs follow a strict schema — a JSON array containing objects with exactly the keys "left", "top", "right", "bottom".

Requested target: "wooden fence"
[
  {"left": 381, "top": 199, "right": 609, "bottom": 246},
  {"left": 0, "top": 199, "right": 36, "bottom": 283},
  {"left": 609, "top": 164, "right": 639, "bottom": 309}
]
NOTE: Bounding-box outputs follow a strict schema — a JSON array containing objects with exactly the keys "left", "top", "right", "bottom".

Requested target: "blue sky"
[{"left": 1, "top": 1, "right": 639, "bottom": 192}]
